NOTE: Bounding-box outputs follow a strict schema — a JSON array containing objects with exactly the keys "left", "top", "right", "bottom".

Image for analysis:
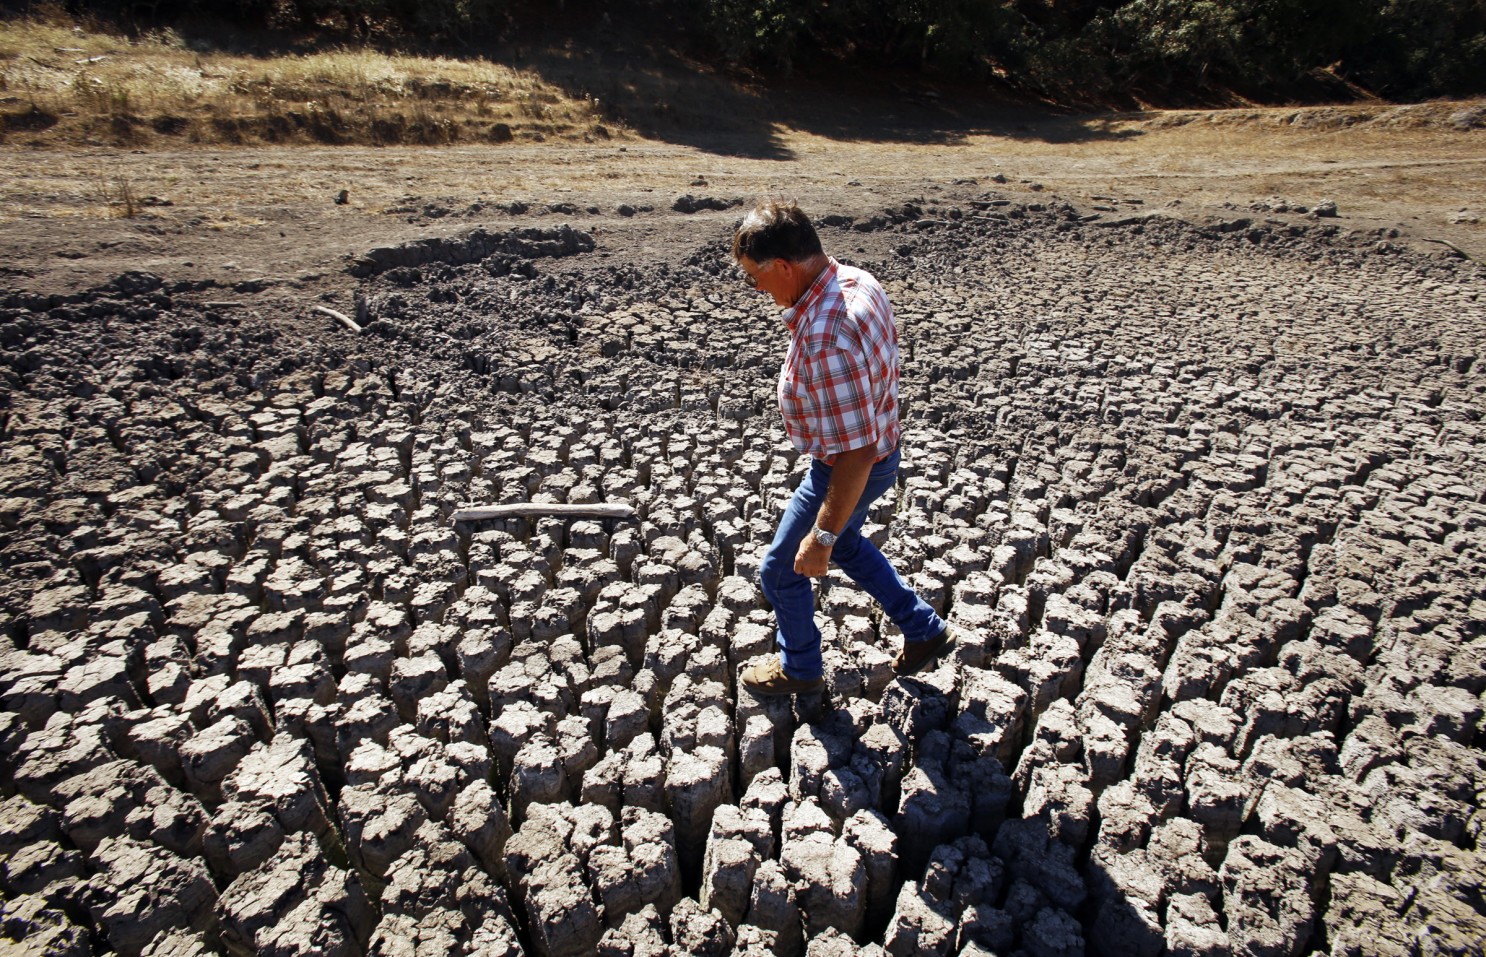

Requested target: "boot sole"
[{"left": 742, "top": 680, "right": 825, "bottom": 697}]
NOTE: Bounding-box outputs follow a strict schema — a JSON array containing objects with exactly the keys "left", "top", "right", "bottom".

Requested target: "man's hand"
[{"left": 794, "top": 534, "right": 831, "bottom": 578}]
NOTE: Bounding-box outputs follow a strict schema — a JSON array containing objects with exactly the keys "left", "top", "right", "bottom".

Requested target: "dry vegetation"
[
  {"left": 0, "top": 9, "right": 1482, "bottom": 295},
  {"left": 0, "top": 16, "right": 623, "bottom": 148}
]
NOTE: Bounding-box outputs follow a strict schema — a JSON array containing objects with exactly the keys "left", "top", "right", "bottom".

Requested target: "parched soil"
[{"left": 1, "top": 109, "right": 1484, "bottom": 957}]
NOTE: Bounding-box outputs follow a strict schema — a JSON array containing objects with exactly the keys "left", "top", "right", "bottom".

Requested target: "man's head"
[
  {"left": 733, "top": 198, "right": 827, "bottom": 308},
  {"left": 732, "top": 198, "right": 823, "bottom": 264}
]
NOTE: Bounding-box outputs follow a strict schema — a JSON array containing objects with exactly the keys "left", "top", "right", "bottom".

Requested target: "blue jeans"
[{"left": 760, "top": 447, "right": 946, "bottom": 680}]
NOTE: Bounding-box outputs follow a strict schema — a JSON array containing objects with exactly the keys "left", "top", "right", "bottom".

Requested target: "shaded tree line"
[
  {"left": 699, "top": 0, "right": 1486, "bottom": 101},
  {"left": 36, "top": 0, "right": 1486, "bottom": 101}
]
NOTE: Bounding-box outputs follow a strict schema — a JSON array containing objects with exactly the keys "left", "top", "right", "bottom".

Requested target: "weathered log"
[
  {"left": 1422, "top": 237, "right": 1476, "bottom": 262},
  {"left": 312, "top": 304, "right": 363, "bottom": 334},
  {"left": 451, "top": 503, "right": 637, "bottom": 523}
]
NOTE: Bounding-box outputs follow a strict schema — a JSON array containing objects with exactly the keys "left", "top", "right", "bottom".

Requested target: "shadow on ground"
[
  {"left": 514, "top": 41, "right": 1146, "bottom": 159},
  {"left": 138, "top": 17, "right": 1145, "bottom": 158}
]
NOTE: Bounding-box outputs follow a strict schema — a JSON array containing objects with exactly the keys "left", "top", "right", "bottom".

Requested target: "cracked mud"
[{"left": 1, "top": 196, "right": 1483, "bottom": 957}]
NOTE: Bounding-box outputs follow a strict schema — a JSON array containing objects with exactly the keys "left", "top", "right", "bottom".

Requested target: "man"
[{"left": 734, "top": 198, "right": 953, "bottom": 696}]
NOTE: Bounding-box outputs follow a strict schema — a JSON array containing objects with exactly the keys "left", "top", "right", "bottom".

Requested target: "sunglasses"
[{"left": 740, "top": 258, "right": 777, "bottom": 289}]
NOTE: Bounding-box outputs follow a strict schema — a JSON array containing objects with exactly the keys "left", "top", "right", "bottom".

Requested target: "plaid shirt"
[{"left": 778, "top": 258, "right": 901, "bottom": 465}]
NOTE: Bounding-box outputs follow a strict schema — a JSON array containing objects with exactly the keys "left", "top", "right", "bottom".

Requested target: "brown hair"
[{"left": 731, "top": 198, "right": 823, "bottom": 263}]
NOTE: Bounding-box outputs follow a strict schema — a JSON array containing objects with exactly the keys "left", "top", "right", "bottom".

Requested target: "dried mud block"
[
  {"left": 524, "top": 854, "right": 604, "bottom": 957},
  {"left": 604, "top": 687, "right": 650, "bottom": 752},
  {"left": 180, "top": 675, "right": 231, "bottom": 728},
  {"left": 627, "top": 804, "right": 684, "bottom": 910},
  {"left": 580, "top": 801, "right": 682, "bottom": 929},
  {"left": 122, "top": 784, "right": 209, "bottom": 860},
  {"left": 1023, "top": 907, "right": 1086, "bottom": 957},
  {"left": 895, "top": 749, "right": 968, "bottom": 857},
  {"left": 1407, "top": 682, "right": 1484, "bottom": 744},
  {"left": 841, "top": 808, "right": 898, "bottom": 923},
  {"left": 366, "top": 910, "right": 471, "bottom": 957},
  {"left": 1015, "top": 699, "right": 1080, "bottom": 786},
  {"left": 789, "top": 720, "right": 853, "bottom": 806},
  {"left": 85, "top": 836, "right": 217, "bottom": 957},
  {"left": 0, "top": 894, "right": 91, "bottom": 957},
  {"left": 140, "top": 929, "right": 214, "bottom": 957},
  {"left": 812, "top": 929, "right": 890, "bottom": 957},
  {"left": 448, "top": 779, "right": 512, "bottom": 878},
  {"left": 0, "top": 793, "right": 62, "bottom": 856},
  {"left": 1162, "top": 892, "right": 1231, "bottom": 957},
  {"left": 595, "top": 906, "right": 667, "bottom": 956},
  {"left": 1323, "top": 872, "right": 1413, "bottom": 957},
  {"left": 881, "top": 673, "right": 955, "bottom": 740},
  {"left": 730, "top": 621, "right": 775, "bottom": 667},
  {"left": 217, "top": 832, "right": 374, "bottom": 957},
  {"left": 275, "top": 679, "right": 339, "bottom": 754},
  {"left": 1219, "top": 835, "right": 1321, "bottom": 957},
  {"left": 208, "top": 680, "right": 274, "bottom": 742},
  {"left": 415, "top": 679, "right": 486, "bottom": 746},
  {"left": 1022, "top": 761, "right": 1096, "bottom": 848},
  {"left": 1146, "top": 818, "right": 1220, "bottom": 901},
  {"left": 453, "top": 627, "right": 512, "bottom": 709},
  {"left": 55, "top": 650, "right": 140, "bottom": 711},
  {"left": 668, "top": 896, "right": 735, "bottom": 957},
  {"left": 0, "top": 650, "right": 65, "bottom": 729},
  {"left": 380, "top": 821, "right": 477, "bottom": 919},
  {"left": 745, "top": 858, "right": 803, "bottom": 957},
  {"left": 267, "top": 654, "right": 336, "bottom": 708},
  {"left": 53, "top": 759, "right": 171, "bottom": 855},
  {"left": 179, "top": 714, "right": 256, "bottom": 803},
  {"left": 1250, "top": 781, "right": 1341, "bottom": 866},
  {"left": 388, "top": 732, "right": 464, "bottom": 821},
  {"left": 126, "top": 709, "right": 194, "bottom": 786},
  {"left": 999, "top": 629, "right": 1084, "bottom": 719},
  {"left": 956, "top": 668, "right": 1028, "bottom": 766},
  {"left": 488, "top": 699, "right": 555, "bottom": 783},
  {"left": 991, "top": 818, "right": 1086, "bottom": 914},
  {"left": 1221, "top": 666, "right": 1349, "bottom": 760},
  {"left": 699, "top": 834, "right": 762, "bottom": 929},
  {"left": 740, "top": 765, "right": 790, "bottom": 834},
  {"left": 1179, "top": 745, "right": 1242, "bottom": 850},
  {"left": 780, "top": 830, "right": 867, "bottom": 940},
  {"left": 335, "top": 688, "right": 401, "bottom": 761},
  {"left": 223, "top": 735, "right": 331, "bottom": 837},
  {"left": 2, "top": 837, "right": 87, "bottom": 898},
  {"left": 730, "top": 924, "right": 782, "bottom": 957},
  {"left": 340, "top": 783, "right": 429, "bottom": 878},
  {"left": 883, "top": 879, "right": 956, "bottom": 957},
  {"left": 343, "top": 737, "right": 403, "bottom": 790},
  {"left": 389, "top": 653, "right": 449, "bottom": 723},
  {"left": 202, "top": 801, "right": 285, "bottom": 881},
  {"left": 510, "top": 734, "right": 569, "bottom": 822},
  {"left": 10, "top": 709, "right": 117, "bottom": 803},
  {"left": 621, "top": 733, "right": 667, "bottom": 813},
  {"left": 738, "top": 713, "right": 776, "bottom": 789}
]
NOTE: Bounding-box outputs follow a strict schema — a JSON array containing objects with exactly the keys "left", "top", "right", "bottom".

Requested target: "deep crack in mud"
[{"left": 1, "top": 200, "right": 1483, "bottom": 957}]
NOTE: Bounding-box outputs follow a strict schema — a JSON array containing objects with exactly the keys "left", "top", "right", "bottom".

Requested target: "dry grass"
[
  {"left": 89, "top": 170, "right": 137, "bottom": 217},
  {"left": 0, "top": 16, "right": 623, "bottom": 148}
]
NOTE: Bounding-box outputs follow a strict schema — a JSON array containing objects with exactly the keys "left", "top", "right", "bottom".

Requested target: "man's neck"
[{"left": 788, "top": 254, "right": 831, "bottom": 307}]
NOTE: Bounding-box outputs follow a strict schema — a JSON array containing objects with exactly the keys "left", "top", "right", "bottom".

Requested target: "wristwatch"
[{"left": 813, "top": 527, "right": 839, "bottom": 547}]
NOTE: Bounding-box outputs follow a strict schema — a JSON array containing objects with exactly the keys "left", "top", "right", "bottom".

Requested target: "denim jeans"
[{"left": 759, "top": 447, "right": 946, "bottom": 680}]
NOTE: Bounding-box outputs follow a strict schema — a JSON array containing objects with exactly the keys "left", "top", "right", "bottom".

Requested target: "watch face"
[{"left": 815, "top": 528, "right": 837, "bottom": 545}]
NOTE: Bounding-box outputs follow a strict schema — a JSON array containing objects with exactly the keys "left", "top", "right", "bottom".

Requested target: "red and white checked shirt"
[{"left": 778, "top": 258, "right": 901, "bottom": 465}]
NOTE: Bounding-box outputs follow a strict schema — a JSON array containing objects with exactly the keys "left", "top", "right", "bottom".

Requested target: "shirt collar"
[{"left": 782, "top": 257, "right": 839, "bottom": 332}]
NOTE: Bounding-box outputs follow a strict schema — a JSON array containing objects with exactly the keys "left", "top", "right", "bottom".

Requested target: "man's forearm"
[{"left": 816, "top": 443, "right": 878, "bottom": 534}]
